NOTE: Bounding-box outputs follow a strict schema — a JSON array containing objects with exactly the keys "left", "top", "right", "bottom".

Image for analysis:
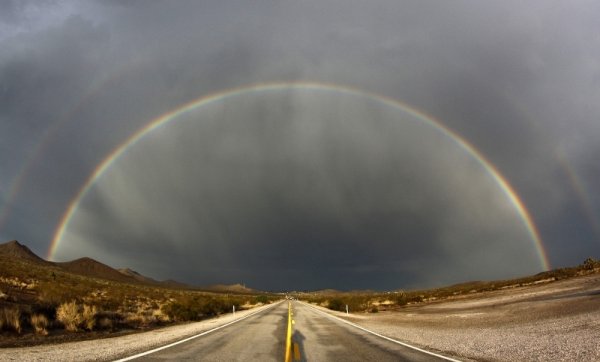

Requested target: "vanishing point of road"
[{"left": 118, "top": 301, "right": 459, "bottom": 362}]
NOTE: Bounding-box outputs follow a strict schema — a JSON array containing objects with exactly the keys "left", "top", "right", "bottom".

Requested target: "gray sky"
[{"left": 1, "top": 0, "right": 599, "bottom": 291}]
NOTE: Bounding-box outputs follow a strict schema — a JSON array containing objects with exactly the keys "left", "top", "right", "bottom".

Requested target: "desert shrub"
[
  {"left": 31, "top": 303, "right": 57, "bottom": 321},
  {"left": 152, "top": 307, "right": 169, "bottom": 323},
  {"left": 162, "top": 301, "right": 197, "bottom": 321},
  {"left": 327, "top": 298, "right": 345, "bottom": 311},
  {"left": 370, "top": 306, "right": 379, "bottom": 313},
  {"left": 123, "top": 313, "right": 145, "bottom": 329},
  {"left": 120, "top": 307, "right": 160, "bottom": 329},
  {"left": 0, "top": 308, "right": 22, "bottom": 333},
  {"left": 394, "top": 291, "right": 408, "bottom": 306},
  {"left": 36, "top": 281, "right": 80, "bottom": 305},
  {"left": 406, "top": 294, "right": 424, "bottom": 304},
  {"left": 583, "top": 257, "right": 599, "bottom": 270},
  {"left": 254, "top": 295, "right": 270, "bottom": 304},
  {"left": 82, "top": 304, "right": 97, "bottom": 330},
  {"left": 161, "top": 295, "right": 241, "bottom": 322},
  {"left": 98, "top": 298, "right": 120, "bottom": 312},
  {"left": 30, "top": 313, "right": 49, "bottom": 335},
  {"left": 56, "top": 302, "right": 100, "bottom": 331},
  {"left": 95, "top": 311, "right": 121, "bottom": 330},
  {"left": 347, "top": 296, "right": 370, "bottom": 312},
  {"left": 57, "top": 301, "right": 83, "bottom": 332},
  {"left": 98, "top": 316, "right": 113, "bottom": 330},
  {"left": 203, "top": 297, "right": 230, "bottom": 316}
]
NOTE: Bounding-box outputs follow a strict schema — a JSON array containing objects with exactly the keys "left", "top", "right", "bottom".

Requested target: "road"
[{"left": 124, "top": 301, "right": 455, "bottom": 361}]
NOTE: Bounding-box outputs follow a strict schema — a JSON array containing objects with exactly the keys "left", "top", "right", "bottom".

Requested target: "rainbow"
[
  {"left": 556, "top": 146, "right": 600, "bottom": 238},
  {"left": 0, "top": 62, "right": 144, "bottom": 232},
  {"left": 48, "top": 82, "right": 551, "bottom": 270}
]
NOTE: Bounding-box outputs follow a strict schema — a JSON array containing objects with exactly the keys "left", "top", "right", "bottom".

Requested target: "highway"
[{"left": 122, "top": 301, "right": 456, "bottom": 361}]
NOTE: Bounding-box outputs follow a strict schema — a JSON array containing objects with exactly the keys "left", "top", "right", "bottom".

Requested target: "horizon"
[{"left": 6, "top": 238, "right": 593, "bottom": 294}]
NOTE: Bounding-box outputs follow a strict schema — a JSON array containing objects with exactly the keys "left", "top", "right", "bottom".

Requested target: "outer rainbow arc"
[
  {"left": 0, "top": 61, "right": 147, "bottom": 232},
  {"left": 48, "top": 81, "right": 550, "bottom": 271}
]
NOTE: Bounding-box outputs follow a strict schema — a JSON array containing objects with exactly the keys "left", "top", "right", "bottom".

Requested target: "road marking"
[
  {"left": 114, "top": 301, "right": 284, "bottom": 362},
  {"left": 301, "top": 301, "right": 463, "bottom": 362},
  {"left": 284, "top": 301, "right": 293, "bottom": 362}
]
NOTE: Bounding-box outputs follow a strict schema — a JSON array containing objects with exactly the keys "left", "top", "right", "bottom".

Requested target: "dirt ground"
[{"left": 337, "top": 273, "right": 600, "bottom": 361}]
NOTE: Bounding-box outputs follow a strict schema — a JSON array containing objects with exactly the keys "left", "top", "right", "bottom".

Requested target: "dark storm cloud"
[
  {"left": 1, "top": 0, "right": 600, "bottom": 289},
  {"left": 57, "top": 91, "right": 540, "bottom": 290}
]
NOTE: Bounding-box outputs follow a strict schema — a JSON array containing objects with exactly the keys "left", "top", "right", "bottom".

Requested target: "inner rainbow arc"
[{"left": 48, "top": 81, "right": 551, "bottom": 271}]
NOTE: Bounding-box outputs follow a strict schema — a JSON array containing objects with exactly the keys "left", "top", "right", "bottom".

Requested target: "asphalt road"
[{"left": 129, "top": 301, "right": 452, "bottom": 361}]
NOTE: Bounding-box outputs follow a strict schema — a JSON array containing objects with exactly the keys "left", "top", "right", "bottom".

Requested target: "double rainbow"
[{"left": 48, "top": 82, "right": 551, "bottom": 270}]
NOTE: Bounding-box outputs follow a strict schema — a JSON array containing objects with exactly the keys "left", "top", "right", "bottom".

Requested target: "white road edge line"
[
  {"left": 113, "top": 300, "right": 284, "bottom": 361},
  {"left": 300, "top": 301, "right": 462, "bottom": 362}
]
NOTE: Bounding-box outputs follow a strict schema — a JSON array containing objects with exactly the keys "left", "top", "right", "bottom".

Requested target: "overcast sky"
[{"left": 1, "top": 0, "right": 599, "bottom": 291}]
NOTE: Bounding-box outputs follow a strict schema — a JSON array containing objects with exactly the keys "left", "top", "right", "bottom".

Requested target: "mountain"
[
  {"left": 0, "top": 240, "right": 253, "bottom": 293},
  {"left": 0, "top": 240, "right": 50, "bottom": 265},
  {"left": 118, "top": 268, "right": 160, "bottom": 284},
  {"left": 0, "top": 240, "right": 194, "bottom": 288},
  {"left": 57, "top": 257, "right": 137, "bottom": 283}
]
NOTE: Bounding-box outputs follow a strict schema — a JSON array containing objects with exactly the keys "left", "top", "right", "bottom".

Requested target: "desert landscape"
[
  {"left": 1, "top": 239, "right": 599, "bottom": 361},
  {"left": 307, "top": 272, "right": 600, "bottom": 361},
  {"left": 0, "top": 240, "right": 278, "bottom": 349},
  {"left": 3, "top": 2, "right": 600, "bottom": 360}
]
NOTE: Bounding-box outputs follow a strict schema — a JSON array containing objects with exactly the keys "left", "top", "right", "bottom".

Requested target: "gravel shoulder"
[
  {"left": 319, "top": 273, "right": 600, "bottom": 361},
  {"left": 0, "top": 302, "right": 280, "bottom": 361}
]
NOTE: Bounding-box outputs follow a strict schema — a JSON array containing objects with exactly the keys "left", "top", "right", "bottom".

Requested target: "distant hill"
[
  {"left": 160, "top": 279, "right": 192, "bottom": 289},
  {"left": 205, "top": 283, "right": 257, "bottom": 294},
  {"left": 0, "top": 240, "right": 255, "bottom": 292},
  {"left": 0, "top": 240, "right": 51, "bottom": 265},
  {"left": 0, "top": 240, "right": 181, "bottom": 287},
  {"left": 118, "top": 268, "right": 160, "bottom": 284},
  {"left": 116, "top": 268, "right": 193, "bottom": 288},
  {"left": 311, "top": 289, "right": 342, "bottom": 294},
  {"left": 57, "top": 257, "right": 137, "bottom": 283}
]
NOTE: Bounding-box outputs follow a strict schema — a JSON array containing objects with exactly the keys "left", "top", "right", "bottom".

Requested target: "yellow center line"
[{"left": 284, "top": 301, "right": 293, "bottom": 362}]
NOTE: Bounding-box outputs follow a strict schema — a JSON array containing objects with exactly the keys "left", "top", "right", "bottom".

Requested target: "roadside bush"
[
  {"left": 162, "top": 301, "right": 197, "bottom": 321},
  {"left": 254, "top": 295, "right": 270, "bottom": 304},
  {"left": 203, "top": 297, "right": 230, "bottom": 316},
  {"left": 82, "top": 304, "right": 97, "bottom": 330},
  {"left": 95, "top": 310, "right": 121, "bottom": 330},
  {"left": 30, "top": 313, "right": 49, "bottom": 335},
  {"left": 56, "top": 302, "right": 99, "bottom": 332},
  {"left": 0, "top": 308, "right": 22, "bottom": 333},
  {"left": 57, "top": 301, "right": 83, "bottom": 332},
  {"left": 583, "top": 257, "right": 599, "bottom": 270},
  {"left": 346, "top": 296, "right": 370, "bottom": 312},
  {"left": 162, "top": 296, "right": 241, "bottom": 322},
  {"left": 327, "top": 298, "right": 345, "bottom": 311},
  {"left": 98, "top": 316, "right": 113, "bottom": 330},
  {"left": 394, "top": 292, "right": 408, "bottom": 306}
]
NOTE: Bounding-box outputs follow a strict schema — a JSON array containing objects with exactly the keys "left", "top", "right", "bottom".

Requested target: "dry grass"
[
  {"left": 82, "top": 304, "right": 97, "bottom": 331},
  {"left": 1, "top": 308, "right": 22, "bottom": 333},
  {"left": 30, "top": 314, "right": 49, "bottom": 335},
  {"left": 56, "top": 302, "right": 99, "bottom": 332},
  {"left": 56, "top": 301, "right": 83, "bottom": 332}
]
